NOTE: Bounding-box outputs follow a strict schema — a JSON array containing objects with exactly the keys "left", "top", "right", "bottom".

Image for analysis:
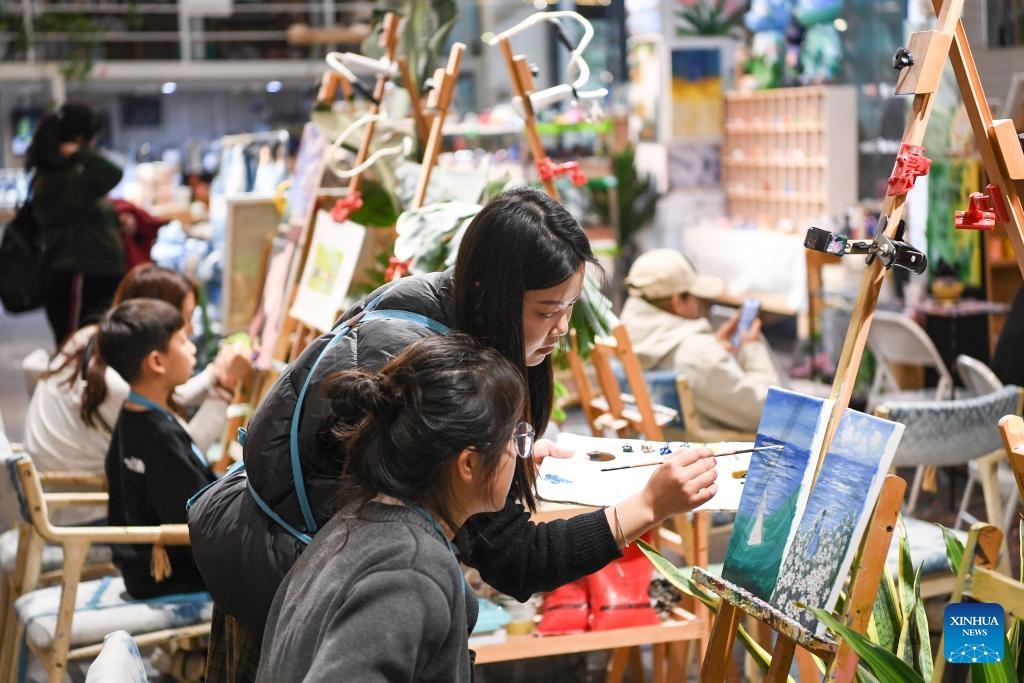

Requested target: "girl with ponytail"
[{"left": 257, "top": 334, "right": 527, "bottom": 682}]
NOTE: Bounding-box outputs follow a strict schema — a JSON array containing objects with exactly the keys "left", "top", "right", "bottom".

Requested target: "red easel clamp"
[
  {"left": 330, "top": 192, "right": 364, "bottom": 222},
  {"left": 886, "top": 144, "right": 932, "bottom": 196},
  {"left": 954, "top": 184, "right": 1008, "bottom": 230},
  {"left": 536, "top": 157, "right": 588, "bottom": 186}
]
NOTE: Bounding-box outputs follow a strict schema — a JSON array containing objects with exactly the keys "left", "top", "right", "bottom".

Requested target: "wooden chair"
[
  {"left": 932, "top": 523, "right": 1024, "bottom": 682},
  {"left": 675, "top": 375, "right": 756, "bottom": 444},
  {"left": 998, "top": 413, "right": 1024, "bottom": 521},
  {"left": 588, "top": 324, "right": 680, "bottom": 440},
  {"left": 875, "top": 385, "right": 1023, "bottom": 597},
  {"left": 0, "top": 454, "right": 211, "bottom": 683}
]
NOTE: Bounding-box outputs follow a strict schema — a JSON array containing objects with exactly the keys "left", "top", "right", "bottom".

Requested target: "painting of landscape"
[
  {"left": 770, "top": 409, "right": 904, "bottom": 635},
  {"left": 721, "top": 387, "right": 832, "bottom": 599}
]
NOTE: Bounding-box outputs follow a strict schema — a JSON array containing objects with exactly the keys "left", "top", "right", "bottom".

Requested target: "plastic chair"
[
  {"left": 952, "top": 356, "right": 1021, "bottom": 532},
  {"left": 955, "top": 354, "right": 1003, "bottom": 396},
  {"left": 0, "top": 454, "right": 212, "bottom": 683},
  {"left": 875, "top": 385, "right": 1023, "bottom": 597},
  {"left": 865, "top": 310, "right": 953, "bottom": 411}
]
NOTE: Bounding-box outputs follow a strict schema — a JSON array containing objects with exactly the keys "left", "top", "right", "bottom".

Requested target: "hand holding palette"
[{"left": 536, "top": 434, "right": 753, "bottom": 511}]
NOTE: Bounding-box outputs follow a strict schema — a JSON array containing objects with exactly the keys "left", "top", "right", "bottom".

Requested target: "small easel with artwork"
[
  {"left": 274, "top": 12, "right": 402, "bottom": 361},
  {"left": 694, "top": 0, "right": 1024, "bottom": 678},
  {"left": 485, "top": 10, "right": 607, "bottom": 201},
  {"left": 210, "top": 15, "right": 402, "bottom": 471}
]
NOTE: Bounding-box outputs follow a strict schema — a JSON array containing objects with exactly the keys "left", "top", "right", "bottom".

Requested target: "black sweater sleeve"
[{"left": 459, "top": 497, "right": 621, "bottom": 602}]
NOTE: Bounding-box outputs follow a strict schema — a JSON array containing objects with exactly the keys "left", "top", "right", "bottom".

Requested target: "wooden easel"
[
  {"left": 696, "top": 0, "right": 1024, "bottom": 678},
  {"left": 210, "top": 15, "right": 401, "bottom": 471},
  {"left": 411, "top": 42, "right": 466, "bottom": 209},
  {"left": 273, "top": 13, "right": 401, "bottom": 364}
]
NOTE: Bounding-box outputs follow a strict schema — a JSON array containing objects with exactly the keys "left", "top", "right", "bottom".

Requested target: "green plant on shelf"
[{"left": 676, "top": 0, "right": 744, "bottom": 37}]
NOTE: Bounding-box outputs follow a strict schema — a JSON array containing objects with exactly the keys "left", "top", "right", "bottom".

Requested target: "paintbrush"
[{"left": 599, "top": 444, "right": 783, "bottom": 472}]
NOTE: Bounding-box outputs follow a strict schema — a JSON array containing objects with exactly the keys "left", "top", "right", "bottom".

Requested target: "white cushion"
[
  {"left": 85, "top": 630, "right": 147, "bottom": 683},
  {"left": 14, "top": 575, "right": 212, "bottom": 649}
]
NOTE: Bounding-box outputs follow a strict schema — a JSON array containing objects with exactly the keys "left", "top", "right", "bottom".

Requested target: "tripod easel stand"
[{"left": 695, "top": 0, "right": 1024, "bottom": 678}]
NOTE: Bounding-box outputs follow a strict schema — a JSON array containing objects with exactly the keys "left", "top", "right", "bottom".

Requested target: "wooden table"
[{"left": 472, "top": 499, "right": 712, "bottom": 683}]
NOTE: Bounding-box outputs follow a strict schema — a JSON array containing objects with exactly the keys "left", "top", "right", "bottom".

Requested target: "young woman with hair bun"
[
  {"left": 192, "top": 187, "right": 719, "bottom": 680},
  {"left": 257, "top": 334, "right": 526, "bottom": 682}
]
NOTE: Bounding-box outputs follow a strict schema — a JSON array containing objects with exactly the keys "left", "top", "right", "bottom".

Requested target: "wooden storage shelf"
[
  {"left": 473, "top": 607, "right": 704, "bottom": 665},
  {"left": 727, "top": 190, "right": 828, "bottom": 203},
  {"left": 724, "top": 123, "right": 825, "bottom": 134},
  {"left": 723, "top": 158, "right": 826, "bottom": 169},
  {"left": 722, "top": 86, "right": 857, "bottom": 230}
]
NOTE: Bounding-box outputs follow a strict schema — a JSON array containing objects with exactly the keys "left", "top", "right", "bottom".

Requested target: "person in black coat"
[
  {"left": 190, "top": 187, "right": 720, "bottom": 681},
  {"left": 27, "top": 103, "right": 124, "bottom": 345},
  {"left": 991, "top": 285, "right": 1024, "bottom": 387}
]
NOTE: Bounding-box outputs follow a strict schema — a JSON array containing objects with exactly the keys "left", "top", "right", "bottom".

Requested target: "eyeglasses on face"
[{"left": 512, "top": 421, "right": 535, "bottom": 459}]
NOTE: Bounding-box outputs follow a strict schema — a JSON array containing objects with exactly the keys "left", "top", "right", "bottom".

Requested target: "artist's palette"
[{"left": 535, "top": 434, "right": 751, "bottom": 511}]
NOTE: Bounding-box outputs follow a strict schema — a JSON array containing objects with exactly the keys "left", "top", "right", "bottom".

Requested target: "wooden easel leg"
[
  {"left": 606, "top": 646, "right": 630, "bottom": 683},
  {"left": 765, "top": 635, "right": 796, "bottom": 683},
  {"left": 628, "top": 646, "right": 645, "bottom": 683},
  {"left": 795, "top": 647, "right": 820, "bottom": 681},
  {"left": 700, "top": 601, "right": 741, "bottom": 683}
]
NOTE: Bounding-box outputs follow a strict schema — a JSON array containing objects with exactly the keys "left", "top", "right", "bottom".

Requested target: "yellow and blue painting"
[
  {"left": 770, "top": 409, "right": 904, "bottom": 635},
  {"left": 721, "top": 387, "right": 832, "bottom": 599}
]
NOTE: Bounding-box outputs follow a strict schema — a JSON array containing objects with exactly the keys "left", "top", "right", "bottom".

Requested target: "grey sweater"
[{"left": 256, "top": 501, "right": 477, "bottom": 682}]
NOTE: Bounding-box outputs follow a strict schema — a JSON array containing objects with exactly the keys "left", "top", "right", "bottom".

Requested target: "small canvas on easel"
[
  {"left": 289, "top": 209, "right": 365, "bottom": 333},
  {"left": 287, "top": 122, "right": 328, "bottom": 230},
  {"left": 721, "top": 386, "right": 832, "bottom": 599},
  {"left": 770, "top": 409, "right": 904, "bottom": 636}
]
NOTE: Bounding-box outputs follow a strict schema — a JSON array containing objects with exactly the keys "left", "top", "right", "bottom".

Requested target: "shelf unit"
[
  {"left": 984, "top": 229, "right": 1024, "bottom": 352},
  {"left": 722, "top": 86, "right": 857, "bottom": 231}
]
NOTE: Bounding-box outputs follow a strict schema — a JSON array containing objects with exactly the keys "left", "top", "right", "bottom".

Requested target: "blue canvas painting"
[
  {"left": 721, "top": 387, "right": 833, "bottom": 599},
  {"left": 771, "top": 409, "right": 904, "bottom": 635}
]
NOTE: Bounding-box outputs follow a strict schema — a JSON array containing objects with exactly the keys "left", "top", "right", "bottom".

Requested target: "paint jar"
[{"left": 493, "top": 593, "right": 538, "bottom": 636}]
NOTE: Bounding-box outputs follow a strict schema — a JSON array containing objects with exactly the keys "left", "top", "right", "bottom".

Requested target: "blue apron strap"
[
  {"left": 185, "top": 460, "right": 245, "bottom": 511},
  {"left": 286, "top": 295, "right": 453, "bottom": 537},
  {"left": 247, "top": 481, "right": 313, "bottom": 545}
]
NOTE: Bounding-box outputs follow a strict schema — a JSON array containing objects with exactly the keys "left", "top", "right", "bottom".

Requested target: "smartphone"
[{"left": 731, "top": 298, "right": 761, "bottom": 348}]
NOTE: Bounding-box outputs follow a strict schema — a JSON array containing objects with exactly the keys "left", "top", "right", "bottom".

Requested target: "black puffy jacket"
[{"left": 188, "top": 270, "right": 620, "bottom": 630}]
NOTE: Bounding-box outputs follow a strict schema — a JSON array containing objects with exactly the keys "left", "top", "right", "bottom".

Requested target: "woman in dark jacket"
[
  {"left": 27, "top": 103, "right": 124, "bottom": 345},
  {"left": 189, "top": 187, "right": 719, "bottom": 681}
]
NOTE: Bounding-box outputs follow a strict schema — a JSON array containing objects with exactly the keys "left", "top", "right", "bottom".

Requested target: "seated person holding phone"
[{"left": 619, "top": 249, "right": 779, "bottom": 432}]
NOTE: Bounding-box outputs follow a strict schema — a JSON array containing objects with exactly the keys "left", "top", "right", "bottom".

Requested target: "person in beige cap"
[{"left": 619, "top": 249, "right": 779, "bottom": 432}]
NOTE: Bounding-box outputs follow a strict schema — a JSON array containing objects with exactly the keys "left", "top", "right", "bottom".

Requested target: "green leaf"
[
  {"left": 348, "top": 178, "right": 400, "bottom": 227},
  {"left": 940, "top": 524, "right": 965, "bottom": 575},
  {"left": 908, "top": 568, "right": 932, "bottom": 678},
  {"left": 871, "top": 564, "right": 901, "bottom": 653},
  {"left": 811, "top": 608, "right": 924, "bottom": 682},
  {"left": 636, "top": 540, "right": 782, "bottom": 678},
  {"left": 896, "top": 520, "right": 915, "bottom": 620},
  {"left": 969, "top": 636, "right": 1019, "bottom": 683}
]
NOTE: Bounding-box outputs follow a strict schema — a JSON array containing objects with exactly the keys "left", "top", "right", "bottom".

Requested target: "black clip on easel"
[{"left": 804, "top": 216, "right": 928, "bottom": 275}]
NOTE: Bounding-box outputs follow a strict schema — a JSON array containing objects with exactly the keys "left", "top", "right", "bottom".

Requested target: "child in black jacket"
[{"left": 99, "top": 298, "right": 215, "bottom": 598}]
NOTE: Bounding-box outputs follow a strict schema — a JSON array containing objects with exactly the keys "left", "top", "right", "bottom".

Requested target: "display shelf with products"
[
  {"left": 722, "top": 86, "right": 858, "bottom": 232},
  {"left": 984, "top": 229, "right": 1024, "bottom": 351}
]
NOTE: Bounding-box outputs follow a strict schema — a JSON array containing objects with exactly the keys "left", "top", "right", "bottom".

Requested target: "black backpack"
[{"left": 0, "top": 198, "right": 48, "bottom": 313}]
